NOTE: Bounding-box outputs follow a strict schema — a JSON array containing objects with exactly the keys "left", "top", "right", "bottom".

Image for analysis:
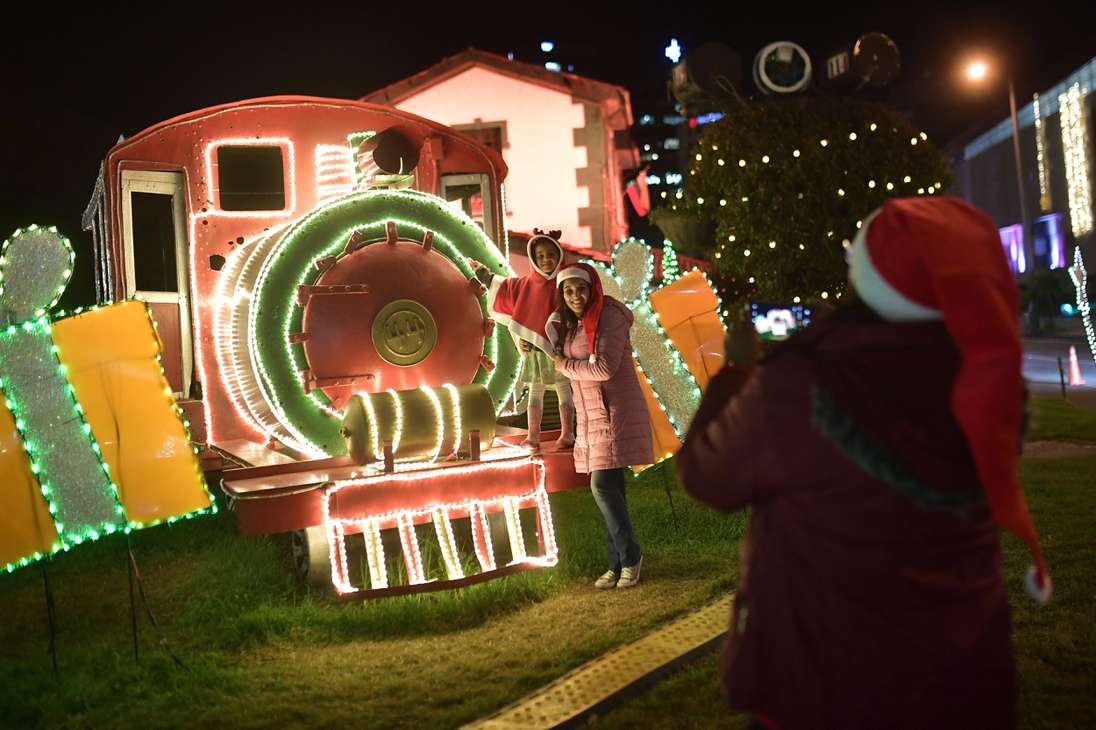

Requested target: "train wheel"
[{"left": 291, "top": 526, "right": 331, "bottom": 587}]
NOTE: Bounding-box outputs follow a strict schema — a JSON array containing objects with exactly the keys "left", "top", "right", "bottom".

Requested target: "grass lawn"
[
  {"left": 3, "top": 397, "right": 1091, "bottom": 729},
  {"left": 0, "top": 462, "right": 743, "bottom": 729},
  {"left": 1028, "top": 396, "right": 1096, "bottom": 442}
]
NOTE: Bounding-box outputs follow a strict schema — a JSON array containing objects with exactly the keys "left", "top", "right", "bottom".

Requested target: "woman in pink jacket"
[{"left": 550, "top": 263, "right": 654, "bottom": 589}]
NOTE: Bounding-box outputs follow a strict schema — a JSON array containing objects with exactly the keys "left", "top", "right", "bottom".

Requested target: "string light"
[
  {"left": 397, "top": 514, "right": 427, "bottom": 585},
  {"left": 588, "top": 241, "right": 704, "bottom": 440},
  {"left": 1059, "top": 83, "right": 1092, "bottom": 237},
  {"left": 433, "top": 506, "right": 464, "bottom": 579},
  {"left": 387, "top": 388, "right": 404, "bottom": 457},
  {"left": 0, "top": 226, "right": 75, "bottom": 318},
  {"left": 359, "top": 390, "right": 382, "bottom": 462},
  {"left": 420, "top": 384, "right": 446, "bottom": 461},
  {"left": 441, "top": 383, "right": 461, "bottom": 455},
  {"left": 1069, "top": 247, "right": 1095, "bottom": 369},
  {"left": 320, "top": 454, "right": 555, "bottom": 595},
  {"left": 190, "top": 137, "right": 300, "bottom": 442},
  {"left": 315, "top": 144, "right": 356, "bottom": 203},
  {"left": 502, "top": 498, "right": 527, "bottom": 563},
  {"left": 361, "top": 517, "right": 388, "bottom": 589},
  {"left": 1, "top": 286, "right": 213, "bottom": 572}
]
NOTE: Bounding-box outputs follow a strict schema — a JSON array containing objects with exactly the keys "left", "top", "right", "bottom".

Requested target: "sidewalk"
[{"left": 465, "top": 596, "right": 732, "bottom": 729}]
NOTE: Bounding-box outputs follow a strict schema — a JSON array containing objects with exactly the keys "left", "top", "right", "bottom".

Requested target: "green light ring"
[
  {"left": 285, "top": 220, "right": 504, "bottom": 393},
  {"left": 278, "top": 220, "right": 504, "bottom": 450},
  {"left": 249, "top": 190, "right": 518, "bottom": 455}
]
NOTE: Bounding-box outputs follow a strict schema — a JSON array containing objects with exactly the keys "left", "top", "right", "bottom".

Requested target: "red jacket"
[{"left": 676, "top": 307, "right": 1015, "bottom": 730}]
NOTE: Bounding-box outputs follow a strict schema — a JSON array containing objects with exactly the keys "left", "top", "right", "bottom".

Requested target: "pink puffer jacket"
[{"left": 559, "top": 298, "right": 654, "bottom": 473}]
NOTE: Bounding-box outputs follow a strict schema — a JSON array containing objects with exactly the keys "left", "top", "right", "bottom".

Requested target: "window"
[
  {"left": 217, "top": 146, "right": 285, "bottom": 210},
  {"left": 440, "top": 174, "right": 495, "bottom": 240},
  {"left": 999, "top": 224, "right": 1026, "bottom": 274},
  {"left": 454, "top": 123, "right": 506, "bottom": 155},
  {"left": 131, "top": 191, "right": 179, "bottom": 292},
  {"left": 1034, "top": 213, "right": 1066, "bottom": 269}
]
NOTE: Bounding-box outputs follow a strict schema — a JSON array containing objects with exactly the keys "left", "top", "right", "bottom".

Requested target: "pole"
[
  {"left": 1057, "top": 356, "right": 1068, "bottom": 400},
  {"left": 1009, "top": 79, "right": 1033, "bottom": 276}
]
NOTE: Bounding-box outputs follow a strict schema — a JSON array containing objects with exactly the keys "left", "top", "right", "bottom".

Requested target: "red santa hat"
[
  {"left": 550, "top": 263, "right": 605, "bottom": 361},
  {"left": 848, "top": 196, "right": 1051, "bottom": 603}
]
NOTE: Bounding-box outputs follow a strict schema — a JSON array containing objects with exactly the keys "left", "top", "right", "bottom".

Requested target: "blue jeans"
[{"left": 590, "top": 468, "right": 641, "bottom": 572}]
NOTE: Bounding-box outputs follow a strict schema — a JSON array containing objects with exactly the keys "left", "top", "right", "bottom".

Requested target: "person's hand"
[
  {"left": 725, "top": 305, "right": 761, "bottom": 367},
  {"left": 519, "top": 340, "right": 532, "bottom": 353},
  {"left": 552, "top": 353, "right": 566, "bottom": 370},
  {"left": 467, "top": 258, "right": 482, "bottom": 270}
]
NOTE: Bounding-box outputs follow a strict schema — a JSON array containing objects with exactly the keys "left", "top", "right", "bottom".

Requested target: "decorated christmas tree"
[{"left": 675, "top": 96, "right": 953, "bottom": 303}]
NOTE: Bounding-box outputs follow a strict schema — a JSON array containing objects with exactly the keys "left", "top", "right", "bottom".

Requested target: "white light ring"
[{"left": 755, "top": 41, "right": 813, "bottom": 94}]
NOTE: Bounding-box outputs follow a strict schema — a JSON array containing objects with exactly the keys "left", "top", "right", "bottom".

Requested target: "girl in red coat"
[
  {"left": 550, "top": 263, "right": 654, "bottom": 588},
  {"left": 677, "top": 197, "right": 1051, "bottom": 729},
  {"left": 474, "top": 230, "right": 574, "bottom": 450}
]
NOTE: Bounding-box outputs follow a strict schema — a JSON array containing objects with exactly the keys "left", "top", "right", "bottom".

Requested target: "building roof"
[{"left": 360, "top": 48, "right": 634, "bottom": 130}]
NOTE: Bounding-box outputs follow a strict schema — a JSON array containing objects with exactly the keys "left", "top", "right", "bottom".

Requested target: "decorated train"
[{"left": 81, "top": 96, "right": 577, "bottom": 595}]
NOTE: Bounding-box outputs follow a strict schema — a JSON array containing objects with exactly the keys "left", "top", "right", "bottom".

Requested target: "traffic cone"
[{"left": 1068, "top": 346, "right": 1087, "bottom": 386}]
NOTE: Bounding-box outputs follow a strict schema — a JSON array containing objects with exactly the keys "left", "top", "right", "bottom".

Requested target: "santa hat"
[
  {"left": 551, "top": 263, "right": 605, "bottom": 362},
  {"left": 848, "top": 196, "right": 1051, "bottom": 603}
]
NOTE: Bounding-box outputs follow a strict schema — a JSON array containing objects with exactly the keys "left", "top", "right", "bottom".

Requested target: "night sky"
[{"left": 5, "top": 3, "right": 1094, "bottom": 307}]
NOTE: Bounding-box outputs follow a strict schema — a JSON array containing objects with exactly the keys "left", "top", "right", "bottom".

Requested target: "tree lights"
[{"left": 675, "top": 97, "right": 952, "bottom": 302}]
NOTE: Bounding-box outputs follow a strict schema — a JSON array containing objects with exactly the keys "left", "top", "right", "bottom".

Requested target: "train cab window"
[
  {"left": 131, "top": 191, "right": 180, "bottom": 292},
  {"left": 440, "top": 173, "right": 495, "bottom": 240},
  {"left": 217, "top": 146, "right": 286, "bottom": 210}
]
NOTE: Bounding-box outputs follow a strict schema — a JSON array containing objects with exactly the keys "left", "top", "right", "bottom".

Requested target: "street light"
[
  {"left": 965, "top": 58, "right": 1032, "bottom": 276},
  {"left": 966, "top": 61, "right": 988, "bottom": 81}
]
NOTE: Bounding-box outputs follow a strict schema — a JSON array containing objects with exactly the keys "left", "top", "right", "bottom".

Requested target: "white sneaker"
[
  {"left": 616, "top": 557, "right": 643, "bottom": 588},
  {"left": 594, "top": 570, "right": 619, "bottom": 589}
]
